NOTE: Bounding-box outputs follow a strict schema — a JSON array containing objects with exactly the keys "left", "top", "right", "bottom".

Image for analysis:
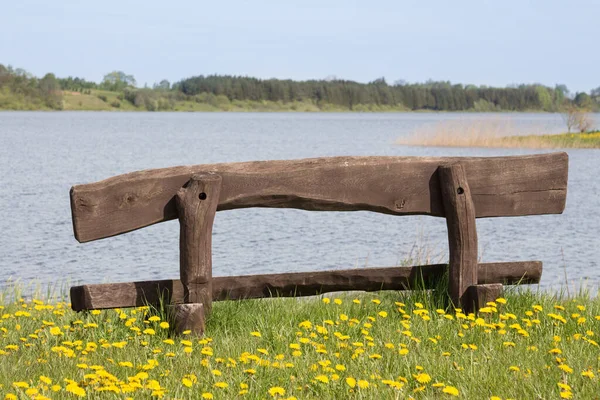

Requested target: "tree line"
[
  {"left": 1, "top": 63, "right": 599, "bottom": 112},
  {"left": 175, "top": 76, "right": 599, "bottom": 112}
]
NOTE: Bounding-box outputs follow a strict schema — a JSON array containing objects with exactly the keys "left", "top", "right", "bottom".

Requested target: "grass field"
[
  {"left": 1, "top": 286, "right": 599, "bottom": 399},
  {"left": 504, "top": 132, "right": 600, "bottom": 149}
]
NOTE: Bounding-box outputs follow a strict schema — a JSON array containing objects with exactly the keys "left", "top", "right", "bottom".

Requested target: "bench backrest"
[{"left": 71, "top": 152, "right": 568, "bottom": 243}]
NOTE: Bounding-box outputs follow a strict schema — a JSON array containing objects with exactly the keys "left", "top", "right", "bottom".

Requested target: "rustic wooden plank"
[
  {"left": 464, "top": 283, "right": 504, "bottom": 314},
  {"left": 70, "top": 153, "right": 568, "bottom": 243},
  {"left": 439, "top": 163, "right": 478, "bottom": 307},
  {"left": 176, "top": 173, "right": 221, "bottom": 315},
  {"left": 70, "top": 261, "right": 541, "bottom": 311}
]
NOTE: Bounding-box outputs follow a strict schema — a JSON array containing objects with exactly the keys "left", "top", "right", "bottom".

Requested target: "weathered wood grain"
[
  {"left": 439, "top": 163, "right": 478, "bottom": 307},
  {"left": 168, "top": 303, "right": 205, "bottom": 336},
  {"left": 70, "top": 261, "right": 541, "bottom": 311},
  {"left": 176, "top": 173, "right": 221, "bottom": 314},
  {"left": 70, "top": 153, "right": 568, "bottom": 243}
]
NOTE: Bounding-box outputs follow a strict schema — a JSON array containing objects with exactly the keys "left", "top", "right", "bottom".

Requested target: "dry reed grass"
[{"left": 396, "top": 118, "right": 599, "bottom": 149}]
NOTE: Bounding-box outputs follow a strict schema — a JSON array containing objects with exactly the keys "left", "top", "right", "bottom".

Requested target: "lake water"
[{"left": 0, "top": 112, "right": 598, "bottom": 294}]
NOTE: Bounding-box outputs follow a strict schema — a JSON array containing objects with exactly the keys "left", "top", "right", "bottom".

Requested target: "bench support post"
[
  {"left": 173, "top": 173, "right": 222, "bottom": 335},
  {"left": 439, "top": 163, "right": 481, "bottom": 312},
  {"left": 464, "top": 283, "right": 503, "bottom": 312}
]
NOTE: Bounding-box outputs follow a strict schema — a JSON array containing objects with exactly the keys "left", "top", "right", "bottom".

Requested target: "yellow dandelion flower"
[
  {"left": 357, "top": 380, "right": 369, "bottom": 389},
  {"left": 143, "top": 328, "right": 155, "bottom": 335},
  {"left": 250, "top": 331, "right": 262, "bottom": 337},
  {"left": 315, "top": 375, "right": 329, "bottom": 384},
  {"left": 333, "top": 298, "right": 342, "bottom": 305},
  {"left": 414, "top": 373, "right": 431, "bottom": 384},
  {"left": 214, "top": 382, "right": 228, "bottom": 389},
  {"left": 65, "top": 383, "right": 86, "bottom": 397},
  {"left": 268, "top": 386, "right": 286, "bottom": 397},
  {"left": 378, "top": 311, "right": 388, "bottom": 318},
  {"left": 148, "top": 316, "right": 160, "bottom": 322},
  {"left": 558, "top": 364, "right": 573, "bottom": 373},
  {"left": 557, "top": 383, "right": 571, "bottom": 391},
  {"left": 582, "top": 370, "right": 595, "bottom": 379},
  {"left": 298, "top": 320, "right": 312, "bottom": 329},
  {"left": 560, "top": 391, "right": 573, "bottom": 399},
  {"left": 202, "top": 393, "right": 214, "bottom": 399},
  {"left": 136, "top": 372, "right": 149, "bottom": 380},
  {"left": 182, "top": 378, "right": 193, "bottom": 388},
  {"left": 159, "top": 322, "right": 169, "bottom": 329},
  {"left": 49, "top": 327, "right": 62, "bottom": 336},
  {"left": 442, "top": 386, "right": 459, "bottom": 396}
]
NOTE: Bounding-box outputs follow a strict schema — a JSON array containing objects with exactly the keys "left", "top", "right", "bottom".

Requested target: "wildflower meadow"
[{"left": 1, "top": 288, "right": 599, "bottom": 399}]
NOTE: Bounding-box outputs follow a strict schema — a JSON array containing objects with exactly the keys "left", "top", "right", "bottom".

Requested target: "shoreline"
[{"left": 0, "top": 108, "right": 583, "bottom": 114}]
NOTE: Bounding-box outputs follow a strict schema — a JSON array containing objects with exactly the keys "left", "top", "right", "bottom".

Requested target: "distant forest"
[{"left": 1, "top": 63, "right": 599, "bottom": 112}]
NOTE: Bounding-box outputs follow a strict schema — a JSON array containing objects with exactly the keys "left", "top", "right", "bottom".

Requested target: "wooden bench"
[{"left": 69, "top": 152, "right": 568, "bottom": 335}]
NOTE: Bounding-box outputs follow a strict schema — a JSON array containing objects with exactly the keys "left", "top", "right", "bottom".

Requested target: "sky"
[{"left": 1, "top": 0, "right": 598, "bottom": 93}]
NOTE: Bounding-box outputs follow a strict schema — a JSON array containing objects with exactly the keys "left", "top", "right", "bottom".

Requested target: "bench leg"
[
  {"left": 170, "top": 303, "right": 205, "bottom": 335},
  {"left": 439, "top": 163, "right": 478, "bottom": 310},
  {"left": 175, "top": 173, "right": 222, "bottom": 335},
  {"left": 465, "top": 284, "right": 503, "bottom": 313}
]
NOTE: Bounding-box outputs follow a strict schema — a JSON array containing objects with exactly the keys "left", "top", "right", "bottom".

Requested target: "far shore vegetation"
[
  {"left": 397, "top": 131, "right": 600, "bottom": 149},
  {"left": 1, "top": 64, "right": 599, "bottom": 114},
  {"left": 396, "top": 111, "right": 600, "bottom": 149}
]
